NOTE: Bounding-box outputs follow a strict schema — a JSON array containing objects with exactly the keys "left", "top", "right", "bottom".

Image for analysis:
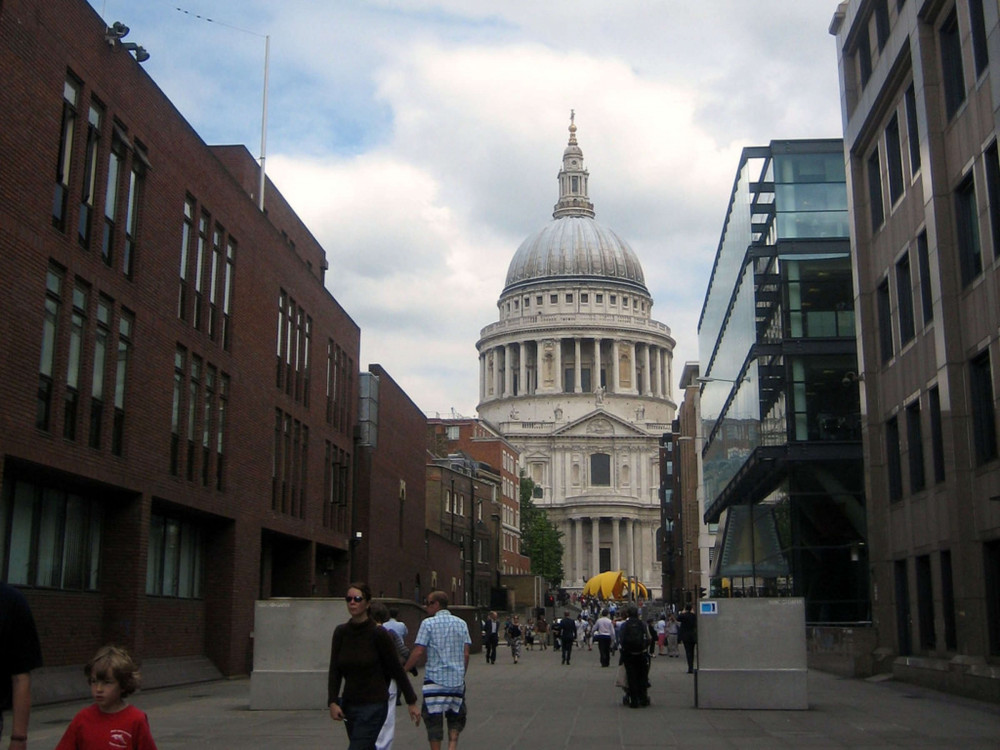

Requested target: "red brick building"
[
  {"left": 0, "top": 0, "right": 359, "bottom": 682},
  {"left": 352, "top": 365, "right": 462, "bottom": 602},
  {"left": 427, "top": 419, "right": 529, "bottom": 577}
]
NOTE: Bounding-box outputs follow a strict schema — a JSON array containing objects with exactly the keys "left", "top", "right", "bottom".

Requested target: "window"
[
  {"left": 581, "top": 293, "right": 588, "bottom": 303},
  {"left": 590, "top": 453, "right": 611, "bottom": 486},
  {"left": 858, "top": 27, "right": 873, "bottom": 87},
  {"left": 222, "top": 237, "right": 235, "bottom": 350},
  {"left": 178, "top": 199, "right": 194, "bottom": 320},
  {"left": 969, "top": 350, "right": 997, "bottom": 465},
  {"left": 64, "top": 282, "right": 88, "bottom": 441},
  {"left": 886, "top": 416, "right": 902, "bottom": 502},
  {"left": 929, "top": 385, "right": 946, "bottom": 482},
  {"left": 941, "top": 550, "right": 958, "bottom": 650},
  {"left": 877, "top": 278, "right": 893, "bottom": 363},
  {"left": 37, "top": 266, "right": 63, "bottom": 430},
  {"left": 170, "top": 347, "right": 184, "bottom": 475},
  {"left": 111, "top": 310, "right": 132, "bottom": 456},
  {"left": 566, "top": 294, "right": 573, "bottom": 303},
  {"left": 1, "top": 479, "right": 102, "bottom": 591},
  {"left": 896, "top": 252, "right": 915, "bottom": 345},
  {"left": 885, "top": 114, "right": 904, "bottom": 204},
  {"left": 596, "top": 294, "right": 603, "bottom": 303},
  {"left": 940, "top": 9, "right": 966, "bottom": 119},
  {"left": 874, "top": 0, "right": 890, "bottom": 51},
  {"left": 905, "top": 84, "right": 921, "bottom": 173},
  {"left": 916, "top": 231, "right": 933, "bottom": 325},
  {"left": 985, "top": 142, "right": 1000, "bottom": 259},
  {"left": 906, "top": 399, "right": 925, "bottom": 493},
  {"left": 610, "top": 295, "right": 616, "bottom": 305},
  {"left": 868, "top": 147, "right": 884, "bottom": 231},
  {"left": 550, "top": 294, "right": 557, "bottom": 304},
  {"left": 446, "top": 425, "right": 459, "bottom": 440},
  {"left": 146, "top": 513, "right": 203, "bottom": 598},
  {"left": 209, "top": 225, "right": 223, "bottom": 340},
  {"left": 78, "top": 103, "right": 102, "bottom": 247},
  {"left": 89, "top": 296, "right": 111, "bottom": 449},
  {"left": 955, "top": 173, "right": 982, "bottom": 286},
  {"left": 53, "top": 76, "right": 80, "bottom": 230},
  {"left": 536, "top": 296, "right": 543, "bottom": 306},
  {"left": 969, "top": 0, "right": 989, "bottom": 76},
  {"left": 102, "top": 136, "right": 125, "bottom": 266},
  {"left": 216, "top": 373, "right": 228, "bottom": 490},
  {"left": 916, "top": 554, "right": 935, "bottom": 650},
  {"left": 122, "top": 148, "right": 146, "bottom": 279}
]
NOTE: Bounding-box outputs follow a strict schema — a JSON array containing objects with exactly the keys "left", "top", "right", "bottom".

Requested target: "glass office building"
[{"left": 698, "top": 140, "right": 868, "bottom": 624}]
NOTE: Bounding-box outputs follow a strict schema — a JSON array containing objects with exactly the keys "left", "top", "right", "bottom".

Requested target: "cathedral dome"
[
  {"left": 504, "top": 217, "right": 646, "bottom": 291},
  {"left": 502, "top": 113, "right": 647, "bottom": 295}
]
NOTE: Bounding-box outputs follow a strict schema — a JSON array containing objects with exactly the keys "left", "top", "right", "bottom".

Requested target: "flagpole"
[{"left": 257, "top": 34, "right": 270, "bottom": 212}]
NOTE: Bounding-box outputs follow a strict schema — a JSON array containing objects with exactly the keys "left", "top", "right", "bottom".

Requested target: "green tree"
[{"left": 519, "top": 476, "right": 564, "bottom": 588}]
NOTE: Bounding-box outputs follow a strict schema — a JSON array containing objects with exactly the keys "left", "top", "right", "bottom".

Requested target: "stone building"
[
  {"left": 832, "top": 0, "right": 1000, "bottom": 698},
  {"left": 476, "top": 117, "right": 676, "bottom": 596}
]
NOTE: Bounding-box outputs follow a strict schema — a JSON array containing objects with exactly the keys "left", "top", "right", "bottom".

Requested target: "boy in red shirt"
[{"left": 55, "top": 646, "right": 157, "bottom": 749}]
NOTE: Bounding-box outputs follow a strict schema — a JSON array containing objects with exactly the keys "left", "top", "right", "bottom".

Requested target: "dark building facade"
[
  {"left": 698, "top": 140, "right": 868, "bottom": 624},
  {"left": 0, "top": 0, "right": 359, "bottom": 682},
  {"left": 832, "top": 0, "right": 1000, "bottom": 699}
]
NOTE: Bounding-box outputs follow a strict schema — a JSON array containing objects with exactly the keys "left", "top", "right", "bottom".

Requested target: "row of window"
[
  {"left": 876, "top": 230, "right": 933, "bottom": 363},
  {"left": 326, "top": 340, "right": 354, "bottom": 434},
  {"left": 38, "top": 263, "right": 132, "bottom": 455},
  {"left": 885, "top": 349, "right": 997, "bottom": 502},
  {"left": 1, "top": 476, "right": 204, "bottom": 600},
  {"left": 323, "top": 442, "right": 351, "bottom": 532},
  {"left": 178, "top": 198, "right": 235, "bottom": 350},
  {"left": 276, "top": 290, "right": 311, "bottom": 404},
  {"left": 54, "top": 73, "right": 146, "bottom": 278},
  {"left": 506, "top": 290, "right": 647, "bottom": 315},
  {"left": 895, "top": 551, "right": 958, "bottom": 655},
  {"left": 273, "top": 409, "right": 309, "bottom": 519},
  {"left": 169, "top": 346, "right": 229, "bottom": 489}
]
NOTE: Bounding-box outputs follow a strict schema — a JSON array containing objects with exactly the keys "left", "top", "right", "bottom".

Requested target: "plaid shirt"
[{"left": 415, "top": 608, "right": 471, "bottom": 688}]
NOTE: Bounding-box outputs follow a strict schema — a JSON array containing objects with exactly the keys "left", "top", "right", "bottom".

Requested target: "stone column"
[
  {"left": 492, "top": 347, "right": 501, "bottom": 399},
  {"left": 626, "top": 518, "right": 635, "bottom": 579},
  {"left": 574, "top": 517, "right": 583, "bottom": 585},
  {"left": 594, "top": 338, "right": 602, "bottom": 392},
  {"left": 535, "top": 340, "right": 544, "bottom": 393},
  {"left": 504, "top": 344, "right": 514, "bottom": 397},
  {"left": 479, "top": 351, "right": 486, "bottom": 403},
  {"left": 553, "top": 338, "right": 562, "bottom": 393},
  {"left": 574, "top": 338, "right": 582, "bottom": 393},
  {"left": 642, "top": 343, "right": 651, "bottom": 397},
  {"left": 629, "top": 342, "right": 637, "bottom": 394},
  {"left": 519, "top": 342, "right": 528, "bottom": 397},
  {"left": 611, "top": 340, "right": 620, "bottom": 393},
  {"left": 591, "top": 517, "right": 600, "bottom": 575},
  {"left": 612, "top": 517, "right": 620, "bottom": 571}
]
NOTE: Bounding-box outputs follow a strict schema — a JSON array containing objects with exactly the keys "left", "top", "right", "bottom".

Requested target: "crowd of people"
[
  {"left": 478, "top": 600, "right": 699, "bottom": 708},
  {"left": 2, "top": 579, "right": 697, "bottom": 749}
]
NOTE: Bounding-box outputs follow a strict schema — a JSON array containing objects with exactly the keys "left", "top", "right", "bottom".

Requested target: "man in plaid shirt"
[{"left": 404, "top": 591, "right": 471, "bottom": 750}]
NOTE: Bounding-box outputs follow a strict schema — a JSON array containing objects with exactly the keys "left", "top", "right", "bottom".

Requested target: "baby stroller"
[{"left": 616, "top": 653, "right": 651, "bottom": 707}]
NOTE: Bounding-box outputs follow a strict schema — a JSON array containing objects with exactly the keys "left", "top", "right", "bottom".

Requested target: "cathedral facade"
[{"left": 477, "top": 118, "right": 676, "bottom": 596}]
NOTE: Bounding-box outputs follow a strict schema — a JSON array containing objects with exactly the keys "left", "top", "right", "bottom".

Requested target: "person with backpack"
[{"left": 619, "top": 605, "right": 650, "bottom": 708}]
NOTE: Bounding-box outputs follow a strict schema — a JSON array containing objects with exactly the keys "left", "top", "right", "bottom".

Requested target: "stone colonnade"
[
  {"left": 479, "top": 337, "right": 670, "bottom": 402},
  {"left": 559, "top": 515, "right": 652, "bottom": 588}
]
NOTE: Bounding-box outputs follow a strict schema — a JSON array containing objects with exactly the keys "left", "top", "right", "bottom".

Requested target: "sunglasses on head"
[{"left": 345, "top": 595, "right": 365, "bottom": 603}]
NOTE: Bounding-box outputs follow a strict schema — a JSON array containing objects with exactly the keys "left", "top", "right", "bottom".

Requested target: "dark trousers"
[
  {"left": 485, "top": 633, "right": 498, "bottom": 663},
  {"left": 681, "top": 637, "right": 696, "bottom": 672},
  {"left": 561, "top": 638, "right": 574, "bottom": 663},
  {"left": 342, "top": 699, "right": 389, "bottom": 750},
  {"left": 623, "top": 651, "right": 649, "bottom": 706},
  {"left": 596, "top": 635, "right": 612, "bottom": 666}
]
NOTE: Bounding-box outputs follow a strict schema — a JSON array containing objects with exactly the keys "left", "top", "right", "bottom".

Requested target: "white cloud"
[{"left": 90, "top": 0, "right": 844, "bottom": 416}]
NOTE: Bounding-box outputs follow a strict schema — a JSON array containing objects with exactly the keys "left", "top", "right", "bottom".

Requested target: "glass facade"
[{"left": 699, "top": 141, "right": 867, "bottom": 623}]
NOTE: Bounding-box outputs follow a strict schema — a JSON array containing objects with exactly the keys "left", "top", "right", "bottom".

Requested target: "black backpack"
[{"left": 621, "top": 618, "right": 648, "bottom": 654}]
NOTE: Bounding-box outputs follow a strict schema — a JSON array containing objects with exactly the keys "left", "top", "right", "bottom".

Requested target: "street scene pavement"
[{"left": 27, "top": 644, "right": 1000, "bottom": 749}]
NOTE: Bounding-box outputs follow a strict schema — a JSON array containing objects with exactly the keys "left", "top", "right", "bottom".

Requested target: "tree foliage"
[{"left": 519, "top": 476, "right": 564, "bottom": 588}]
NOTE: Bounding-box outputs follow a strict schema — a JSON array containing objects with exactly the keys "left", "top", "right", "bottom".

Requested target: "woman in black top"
[{"left": 328, "top": 582, "right": 420, "bottom": 749}]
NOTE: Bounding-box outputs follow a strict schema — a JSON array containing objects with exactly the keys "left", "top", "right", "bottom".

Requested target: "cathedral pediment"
[{"left": 551, "top": 410, "right": 649, "bottom": 438}]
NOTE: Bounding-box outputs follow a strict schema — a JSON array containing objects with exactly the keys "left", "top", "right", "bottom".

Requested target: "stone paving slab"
[{"left": 23, "top": 645, "right": 1000, "bottom": 749}]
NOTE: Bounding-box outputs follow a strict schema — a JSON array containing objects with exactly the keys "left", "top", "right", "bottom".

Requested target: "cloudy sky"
[{"left": 89, "top": 0, "right": 844, "bottom": 417}]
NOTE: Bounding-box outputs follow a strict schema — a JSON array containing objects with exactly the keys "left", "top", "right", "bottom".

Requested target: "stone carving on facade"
[{"left": 587, "top": 418, "right": 612, "bottom": 434}]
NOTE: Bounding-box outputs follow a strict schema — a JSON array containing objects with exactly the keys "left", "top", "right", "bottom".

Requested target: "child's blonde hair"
[{"left": 84, "top": 645, "right": 141, "bottom": 697}]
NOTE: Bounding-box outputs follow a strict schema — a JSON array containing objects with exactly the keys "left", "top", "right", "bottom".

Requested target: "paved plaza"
[{"left": 26, "top": 643, "right": 1000, "bottom": 749}]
